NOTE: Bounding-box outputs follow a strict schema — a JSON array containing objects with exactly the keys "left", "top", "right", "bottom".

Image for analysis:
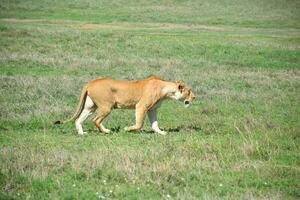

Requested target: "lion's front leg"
[
  {"left": 147, "top": 109, "right": 167, "bottom": 135},
  {"left": 124, "top": 105, "right": 147, "bottom": 132}
]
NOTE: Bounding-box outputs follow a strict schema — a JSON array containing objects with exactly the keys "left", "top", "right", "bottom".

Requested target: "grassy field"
[{"left": 0, "top": 0, "right": 300, "bottom": 199}]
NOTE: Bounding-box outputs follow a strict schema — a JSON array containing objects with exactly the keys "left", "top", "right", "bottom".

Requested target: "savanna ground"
[{"left": 0, "top": 0, "right": 300, "bottom": 199}]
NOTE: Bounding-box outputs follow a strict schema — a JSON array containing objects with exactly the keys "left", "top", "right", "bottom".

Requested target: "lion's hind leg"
[
  {"left": 75, "top": 96, "right": 96, "bottom": 135},
  {"left": 93, "top": 106, "right": 112, "bottom": 134}
]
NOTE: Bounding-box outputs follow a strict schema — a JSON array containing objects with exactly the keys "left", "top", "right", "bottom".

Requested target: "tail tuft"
[
  {"left": 54, "top": 85, "right": 88, "bottom": 126},
  {"left": 54, "top": 120, "right": 62, "bottom": 125}
]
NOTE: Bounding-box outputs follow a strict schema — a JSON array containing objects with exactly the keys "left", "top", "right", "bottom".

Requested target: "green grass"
[
  {"left": 1, "top": 0, "right": 299, "bottom": 28},
  {"left": 0, "top": 0, "right": 300, "bottom": 199}
]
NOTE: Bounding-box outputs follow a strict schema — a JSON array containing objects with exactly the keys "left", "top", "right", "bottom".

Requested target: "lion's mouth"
[{"left": 184, "top": 100, "right": 190, "bottom": 108}]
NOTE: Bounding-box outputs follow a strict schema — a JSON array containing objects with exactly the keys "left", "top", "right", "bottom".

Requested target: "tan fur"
[{"left": 58, "top": 76, "right": 195, "bottom": 135}]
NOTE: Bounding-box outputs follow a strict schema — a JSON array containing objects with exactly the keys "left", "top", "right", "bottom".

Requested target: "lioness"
[{"left": 55, "top": 76, "right": 195, "bottom": 135}]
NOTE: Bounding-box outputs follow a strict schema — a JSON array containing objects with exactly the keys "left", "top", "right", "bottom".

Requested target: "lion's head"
[{"left": 169, "top": 80, "right": 196, "bottom": 107}]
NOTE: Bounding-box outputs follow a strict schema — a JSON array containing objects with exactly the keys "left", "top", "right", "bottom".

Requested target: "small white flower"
[
  {"left": 219, "top": 183, "right": 223, "bottom": 187},
  {"left": 96, "top": 192, "right": 99, "bottom": 195},
  {"left": 264, "top": 182, "right": 267, "bottom": 185},
  {"left": 166, "top": 194, "right": 171, "bottom": 198},
  {"left": 73, "top": 184, "right": 76, "bottom": 187},
  {"left": 109, "top": 190, "right": 113, "bottom": 193}
]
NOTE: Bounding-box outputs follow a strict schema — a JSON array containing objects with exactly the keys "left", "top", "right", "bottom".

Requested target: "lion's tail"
[{"left": 54, "top": 86, "right": 88, "bottom": 125}]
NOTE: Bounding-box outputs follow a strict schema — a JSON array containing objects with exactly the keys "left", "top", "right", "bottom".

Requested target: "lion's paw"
[
  {"left": 102, "top": 129, "right": 111, "bottom": 134},
  {"left": 157, "top": 130, "right": 167, "bottom": 135},
  {"left": 78, "top": 131, "right": 88, "bottom": 135}
]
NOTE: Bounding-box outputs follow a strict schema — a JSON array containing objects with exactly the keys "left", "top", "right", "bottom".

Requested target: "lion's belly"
[
  {"left": 113, "top": 98, "right": 138, "bottom": 109},
  {"left": 114, "top": 102, "right": 135, "bottom": 109},
  {"left": 111, "top": 87, "right": 142, "bottom": 109}
]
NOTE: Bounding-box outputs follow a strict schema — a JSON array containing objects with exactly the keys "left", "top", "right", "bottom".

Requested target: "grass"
[{"left": 0, "top": 0, "right": 300, "bottom": 199}]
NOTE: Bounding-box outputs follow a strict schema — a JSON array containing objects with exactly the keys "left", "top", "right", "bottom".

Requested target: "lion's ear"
[{"left": 175, "top": 80, "right": 183, "bottom": 85}]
